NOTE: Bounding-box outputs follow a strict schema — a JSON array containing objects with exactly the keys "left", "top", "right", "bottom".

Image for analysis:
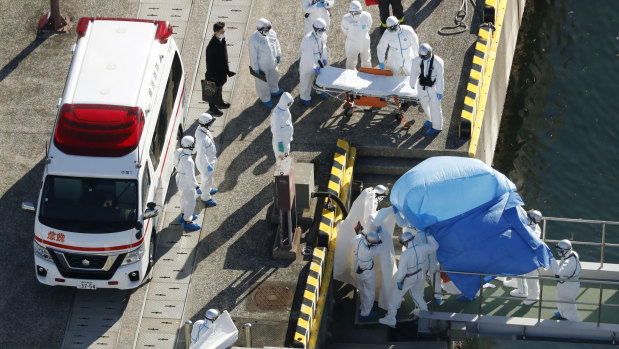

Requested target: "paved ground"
[{"left": 0, "top": 0, "right": 479, "bottom": 348}]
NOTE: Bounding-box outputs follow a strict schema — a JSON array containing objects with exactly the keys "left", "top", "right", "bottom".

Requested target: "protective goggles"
[
  {"left": 387, "top": 24, "right": 399, "bottom": 32},
  {"left": 420, "top": 52, "right": 431, "bottom": 60},
  {"left": 313, "top": 27, "right": 326, "bottom": 34},
  {"left": 258, "top": 25, "right": 271, "bottom": 34},
  {"left": 350, "top": 11, "right": 361, "bottom": 16}
]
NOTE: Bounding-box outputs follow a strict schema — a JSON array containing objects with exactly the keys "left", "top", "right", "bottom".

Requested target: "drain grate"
[{"left": 252, "top": 285, "right": 293, "bottom": 309}]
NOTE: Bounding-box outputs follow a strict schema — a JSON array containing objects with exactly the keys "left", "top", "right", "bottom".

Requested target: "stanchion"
[{"left": 243, "top": 323, "right": 252, "bottom": 347}]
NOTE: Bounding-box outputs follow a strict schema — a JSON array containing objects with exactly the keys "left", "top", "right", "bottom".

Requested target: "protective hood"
[{"left": 277, "top": 92, "right": 294, "bottom": 109}]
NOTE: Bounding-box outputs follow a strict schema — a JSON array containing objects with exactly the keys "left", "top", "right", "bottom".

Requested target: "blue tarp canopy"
[{"left": 391, "top": 157, "right": 551, "bottom": 299}]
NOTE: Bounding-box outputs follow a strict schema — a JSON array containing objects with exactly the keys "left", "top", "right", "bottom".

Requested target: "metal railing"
[
  {"left": 541, "top": 216, "right": 619, "bottom": 267},
  {"left": 431, "top": 270, "right": 619, "bottom": 327}
]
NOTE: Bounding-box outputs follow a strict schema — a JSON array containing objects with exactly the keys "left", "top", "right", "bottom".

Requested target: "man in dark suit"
[{"left": 205, "top": 22, "right": 236, "bottom": 116}]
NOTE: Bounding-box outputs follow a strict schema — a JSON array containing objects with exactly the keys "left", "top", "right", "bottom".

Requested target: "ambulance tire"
[{"left": 146, "top": 232, "right": 157, "bottom": 278}]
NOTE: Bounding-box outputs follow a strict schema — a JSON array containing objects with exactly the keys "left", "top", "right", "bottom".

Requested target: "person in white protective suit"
[
  {"left": 379, "top": 231, "right": 439, "bottom": 328},
  {"left": 175, "top": 136, "right": 201, "bottom": 231},
  {"left": 270, "top": 92, "right": 295, "bottom": 159},
  {"left": 194, "top": 113, "right": 218, "bottom": 207},
  {"left": 299, "top": 18, "right": 328, "bottom": 106},
  {"left": 353, "top": 226, "right": 383, "bottom": 320},
  {"left": 404, "top": 226, "right": 443, "bottom": 305},
  {"left": 302, "top": 0, "right": 334, "bottom": 36},
  {"left": 341, "top": 1, "right": 372, "bottom": 70},
  {"left": 190, "top": 309, "right": 220, "bottom": 346},
  {"left": 377, "top": 16, "right": 419, "bottom": 76},
  {"left": 410, "top": 43, "right": 445, "bottom": 135},
  {"left": 249, "top": 18, "right": 284, "bottom": 108},
  {"left": 550, "top": 239, "right": 582, "bottom": 321},
  {"left": 505, "top": 209, "right": 543, "bottom": 305}
]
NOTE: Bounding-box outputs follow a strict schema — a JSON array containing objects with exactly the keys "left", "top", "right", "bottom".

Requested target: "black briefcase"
[
  {"left": 201, "top": 78, "right": 217, "bottom": 102},
  {"left": 249, "top": 66, "right": 267, "bottom": 82}
]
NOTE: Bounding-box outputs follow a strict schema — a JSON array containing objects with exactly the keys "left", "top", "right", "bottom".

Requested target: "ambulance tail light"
[
  {"left": 76, "top": 17, "right": 94, "bottom": 37},
  {"left": 155, "top": 21, "right": 173, "bottom": 44},
  {"left": 75, "top": 17, "right": 172, "bottom": 43},
  {"left": 54, "top": 104, "right": 145, "bottom": 157}
]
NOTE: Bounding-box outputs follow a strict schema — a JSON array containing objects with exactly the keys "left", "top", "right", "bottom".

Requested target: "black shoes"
[
  {"left": 218, "top": 103, "right": 230, "bottom": 109},
  {"left": 209, "top": 107, "right": 223, "bottom": 116}
]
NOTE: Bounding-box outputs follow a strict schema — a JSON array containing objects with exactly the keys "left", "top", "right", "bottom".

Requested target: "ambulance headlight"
[
  {"left": 122, "top": 245, "right": 144, "bottom": 265},
  {"left": 33, "top": 241, "right": 53, "bottom": 262}
]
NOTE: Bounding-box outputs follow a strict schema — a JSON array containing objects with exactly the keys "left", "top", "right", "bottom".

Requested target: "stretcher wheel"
[{"left": 345, "top": 107, "right": 353, "bottom": 118}]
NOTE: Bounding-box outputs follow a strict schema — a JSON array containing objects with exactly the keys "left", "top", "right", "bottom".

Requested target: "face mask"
[{"left": 220, "top": 33, "right": 225, "bottom": 39}]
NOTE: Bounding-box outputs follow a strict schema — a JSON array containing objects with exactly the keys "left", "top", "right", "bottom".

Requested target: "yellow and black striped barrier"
[
  {"left": 293, "top": 139, "right": 355, "bottom": 348},
  {"left": 460, "top": 0, "right": 496, "bottom": 140}
]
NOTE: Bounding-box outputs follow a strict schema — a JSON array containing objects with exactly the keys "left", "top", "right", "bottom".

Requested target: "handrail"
[
  {"left": 434, "top": 269, "right": 619, "bottom": 326},
  {"left": 540, "top": 216, "right": 619, "bottom": 267}
]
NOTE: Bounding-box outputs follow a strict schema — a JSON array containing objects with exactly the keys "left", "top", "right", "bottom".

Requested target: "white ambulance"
[{"left": 22, "top": 18, "right": 186, "bottom": 289}]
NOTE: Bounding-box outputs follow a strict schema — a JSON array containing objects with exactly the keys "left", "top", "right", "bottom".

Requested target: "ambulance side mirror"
[
  {"left": 21, "top": 202, "right": 36, "bottom": 213},
  {"left": 143, "top": 202, "right": 158, "bottom": 219}
]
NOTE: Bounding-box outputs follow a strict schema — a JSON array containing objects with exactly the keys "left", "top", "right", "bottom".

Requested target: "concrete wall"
[{"left": 476, "top": 0, "right": 526, "bottom": 164}]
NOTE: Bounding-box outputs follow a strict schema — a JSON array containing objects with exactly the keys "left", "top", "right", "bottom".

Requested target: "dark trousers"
[
  {"left": 208, "top": 84, "right": 224, "bottom": 109},
  {"left": 379, "top": 0, "right": 404, "bottom": 25}
]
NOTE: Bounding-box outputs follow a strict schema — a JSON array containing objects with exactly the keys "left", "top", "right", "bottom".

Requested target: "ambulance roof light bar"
[
  {"left": 76, "top": 17, "right": 173, "bottom": 44},
  {"left": 53, "top": 104, "right": 145, "bottom": 157}
]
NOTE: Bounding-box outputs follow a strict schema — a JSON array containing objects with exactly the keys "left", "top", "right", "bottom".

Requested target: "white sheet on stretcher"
[{"left": 316, "top": 66, "right": 418, "bottom": 99}]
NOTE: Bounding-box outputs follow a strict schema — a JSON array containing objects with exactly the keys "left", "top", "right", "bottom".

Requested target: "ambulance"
[{"left": 22, "top": 18, "right": 186, "bottom": 289}]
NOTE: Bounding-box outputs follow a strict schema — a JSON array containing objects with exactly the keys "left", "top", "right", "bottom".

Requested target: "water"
[{"left": 493, "top": 0, "right": 619, "bottom": 263}]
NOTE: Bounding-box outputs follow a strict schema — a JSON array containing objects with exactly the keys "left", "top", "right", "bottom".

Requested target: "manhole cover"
[{"left": 252, "top": 285, "right": 292, "bottom": 309}]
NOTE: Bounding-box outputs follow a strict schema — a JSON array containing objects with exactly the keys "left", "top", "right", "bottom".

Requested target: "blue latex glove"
[
  {"left": 207, "top": 165, "right": 214, "bottom": 172},
  {"left": 196, "top": 187, "right": 202, "bottom": 195},
  {"left": 317, "top": 1, "right": 326, "bottom": 7},
  {"left": 322, "top": 59, "right": 327, "bottom": 66},
  {"left": 255, "top": 69, "right": 260, "bottom": 74},
  {"left": 314, "top": 67, "right": 321, "bottom": 75},
  {"left": 278, "top": 142, "right": 284, "bottom": 153},
  {"left": 437, "top": 93, "right": 443, "bottom": 100},
  {"left": 276, "top": 56, "right": 280, "bottom": 64},
  {"left": 379, "top": 62, "right": 385, "bottom": 70},
  {"left": 397, "top": 282, "right": 403, "bottom": 290},
  {"left": 361, "top": 24, "right": 367, "bottom": 30}
]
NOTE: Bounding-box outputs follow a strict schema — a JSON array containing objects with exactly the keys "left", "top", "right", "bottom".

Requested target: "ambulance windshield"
[{"left": 39, "top": 176, "right": 138, "bottom": 233}]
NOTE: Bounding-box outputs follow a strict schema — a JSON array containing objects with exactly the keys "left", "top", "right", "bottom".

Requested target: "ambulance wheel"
[
  {"left": 345, "top": 107, "right": 353, "bottom": 118},
  {"left": 146, "top": 232, "right": 157, "bottom": 278}
]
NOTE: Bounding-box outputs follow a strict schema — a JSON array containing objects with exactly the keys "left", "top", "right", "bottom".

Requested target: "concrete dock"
[{"left": 0, "top": 0, "right": 496, "bottom": 348}]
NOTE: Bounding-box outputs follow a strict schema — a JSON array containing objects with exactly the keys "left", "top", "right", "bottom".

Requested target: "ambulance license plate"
[{"left": 78, "top": 281, "right": 96, "bottom": 290}]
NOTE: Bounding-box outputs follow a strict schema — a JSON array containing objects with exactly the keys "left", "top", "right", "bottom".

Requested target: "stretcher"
[{"left": 314, "top": 66, "right": 419, "bottom": 128}]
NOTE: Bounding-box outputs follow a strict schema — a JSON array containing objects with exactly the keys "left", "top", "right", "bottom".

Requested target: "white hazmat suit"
[
  {"left": 299, "top": 28, "right": 328, "bottom": 102},
  {"left": 550, "top": 251, "right": 582, "bottom": 321},
  {"left": 270, "top": 92, "right": 294, "bottom": 159},
  {"left": 249, "top": 24, "right": 282, "bottom": 104},
  {"left": 379, "top": 235, "right": 438, "bottom": 328},
  {"left": 509, "top": 216, "right": 542, "bottom": 304},
  {"left": 194, "top": 119, "right": 217, "bottom": 203},
  {"left": 353, "top": 233, "right": 382, "bottom": 317},
  {"left": 302, "top": 0, "right": 333, "bottom": 36},
  {"left": 341, "top": 4, "right": 372, "bottom": 70},
  {"left": 410, "top": 54, "right": 445, "bottom": 131},
  {"left": 408, "top": 227, "right": 442, "bottom": 301},
  {"left": 377, "top": 23, "right": 419, "bottom": 75},
  {"left": 175, "top": 147, "right": 199, "bottom": 223}
]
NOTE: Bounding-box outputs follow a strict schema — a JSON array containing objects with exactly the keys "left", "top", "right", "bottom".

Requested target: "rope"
[{"left": 439, "top": 0, "right": 468, "bottom": 35}]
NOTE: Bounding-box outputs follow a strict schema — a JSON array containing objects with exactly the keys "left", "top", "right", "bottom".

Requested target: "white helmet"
[
  {"left": 419, "top": 43, "right": 433, "bottom": 60},
  {"left": 386, "top": 16, "right": 399, "bottom": 31},
  {"left": 181, "top": 135, "right": 195, "bottom": 150},
  {"left": 257, "top": 18, "right": 271, "bottom": 34},
  {"left": 398, "top": 230, "right": 414, "bottom": 246},
  {"left": 556, "top": 239, "right": 572, "bottom": 258},
  {"left": 527, "top": 209, "right": 542, "bottom": 225},
  {"left": 349, "top": 1, "right": 362, "bottom": 13},
  {"left": 277, "top": 92, "right": 294, "bottom": 109},
  {"left": 205, "top": 309, "right": 220, "bottom": 321},
  {"left": 198, "top": 113, "right": 214, "bottom": 128},
  {"left": 366, "top": 231, "right": 381, "bottom": 246},
  {"left": 313, "top": 18, "right": 327, "bottom": 34},
  {"left": 374, "top": 185, "right": 388, "bottom": 196}
]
